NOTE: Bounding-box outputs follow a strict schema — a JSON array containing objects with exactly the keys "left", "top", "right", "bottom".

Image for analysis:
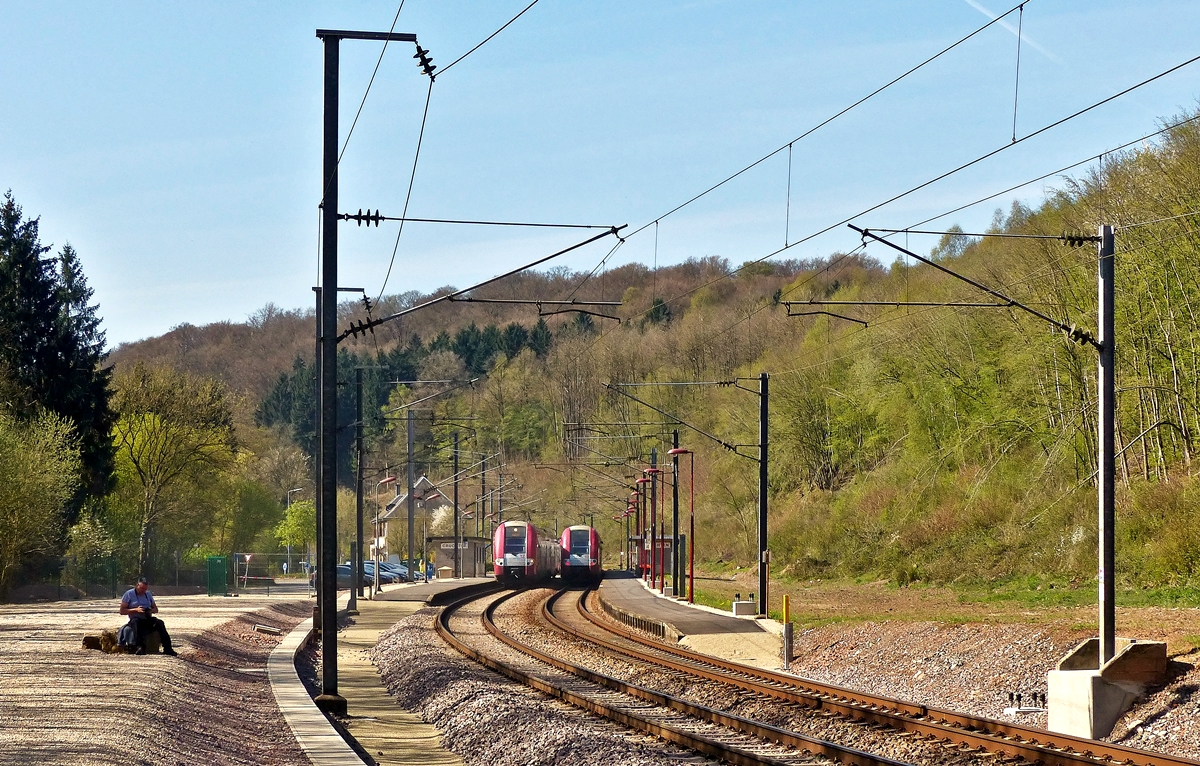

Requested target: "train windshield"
[
  {"left": 504, "top": 525, "right": 527, "bottom": 555},
  {"left": 569, "top": 529, "right": 591, "bottom": 556}
]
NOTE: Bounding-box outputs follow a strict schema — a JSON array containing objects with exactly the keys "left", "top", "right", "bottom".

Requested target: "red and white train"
[
  {"left": 560, "top": 525, "right": 603, "bottom": 584},
  {"left": 493, "top": 520, "right": 561, "bottom": 585}
]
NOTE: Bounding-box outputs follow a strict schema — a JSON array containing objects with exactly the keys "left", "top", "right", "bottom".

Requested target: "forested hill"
[{"left": 110, "top": 112, "right": 1200, "bottom": 591}]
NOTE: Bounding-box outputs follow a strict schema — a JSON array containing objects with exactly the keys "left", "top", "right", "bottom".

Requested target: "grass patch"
[
  {"left": 1114, "top": 585, "right": 1200, "bottom": 608},
  {"left": 954, "top": 576, "right": 1096, "bottom": 608},
  {"left": 953, "top": 576, "right": 1200, "bottom": 609},
  {"left": 691, "top": 589, "right": 730, "bottom": 611},
  {"left": 792, "top": 615, "right": 850, "bottom": 630}
]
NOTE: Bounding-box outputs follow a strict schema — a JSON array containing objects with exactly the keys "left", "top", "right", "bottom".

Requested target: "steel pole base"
[{"left": 314, "top": 693, "right": 347, "bottom": 715}]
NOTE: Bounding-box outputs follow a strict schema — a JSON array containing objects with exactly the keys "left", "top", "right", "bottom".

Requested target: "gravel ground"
[
  {"left": 371, "top": 599, "right": 727, "bottom": 766},
  {"left": 362, "top": 585, "right": 1200, "bottom": 765},
  {"left": 781, "top": 619, "right": 1200, "bottom": 759},
  {"left": 496, "top": 588, "right": 998, "bottom": 766},
  {"left": 0, "top": 589, "right": 313, "bottom": 766}
]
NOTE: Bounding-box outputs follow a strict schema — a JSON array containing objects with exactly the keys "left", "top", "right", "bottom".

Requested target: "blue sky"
[{"left": 3, "top": 1, "right": 1200, "bottom": 346}]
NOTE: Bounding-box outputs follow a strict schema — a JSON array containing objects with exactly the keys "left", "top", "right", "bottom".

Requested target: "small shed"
[{"left": 426, "top": 536, "right": 492, "bottom": 578}]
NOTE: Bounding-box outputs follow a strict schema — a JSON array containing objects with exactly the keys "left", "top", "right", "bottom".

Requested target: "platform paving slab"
[
  {"left": 338, "top": 598, "right": 465, "bottom": 765},
  {"left": 270, "top": 580, "right": 488, "bottom": 766},
  {"left": 270, "top": 616, "right": 365, "bottom": 765}
]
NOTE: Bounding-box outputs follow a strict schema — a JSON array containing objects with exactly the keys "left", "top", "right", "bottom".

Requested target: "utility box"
[
  {"left": 206, "top": 556, "right": 228, "bottom": 596},
  {"left": 732, "top": 600, "right": 757, "bottom": 616}
]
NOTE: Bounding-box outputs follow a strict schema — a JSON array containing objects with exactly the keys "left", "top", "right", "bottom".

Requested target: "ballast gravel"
[
  {"left": 365, "top": 587, "right": 1200, "bottom": 764},
  {"left": 493, "top": 588, "right": 993, "bottom": 766},
  {"left": 371, "top": 603, "right": 724, "bottom": 766}
]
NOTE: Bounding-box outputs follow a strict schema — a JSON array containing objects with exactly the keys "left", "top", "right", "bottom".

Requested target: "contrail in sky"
[{"left": 962, "top": 0, "right": 1060, "bottom": 62}]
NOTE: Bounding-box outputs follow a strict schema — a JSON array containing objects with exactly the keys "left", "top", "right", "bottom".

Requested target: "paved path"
[
  {"left": 599, "top": 571, "right": 784, "bottom": 669},
  {"left": 600, "top": 570, "right": 766, "bottom": 635},
  {"left": 271, "top": 579, "right": 490, "bottom": 766},
  {"left": 337, "top": 598, "right": 464, "bottom": 765}
]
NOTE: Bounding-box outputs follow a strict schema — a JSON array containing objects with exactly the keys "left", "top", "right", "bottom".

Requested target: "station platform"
[
  {"left": 271, "top": 578, "right": 491, "bottom": 766},
  {"left": 372, "top": 577, "right": 492, "bottom": 603},
  {"left": 599, "top": 571, "right": 765, "bottom": 636},
  {"left": 598, "top": 571, "right": 783, "bottom": 669}
]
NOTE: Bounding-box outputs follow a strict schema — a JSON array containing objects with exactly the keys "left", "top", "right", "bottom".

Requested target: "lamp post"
[
  {"left": 635, "top": 479, "right": 650, "bottom": 579},
  {"left": 668, "top": 447, "right": 694, "bottom": 603},
  {"left": 374, "top": 476, "right": 396, "bottom": 595},
  {"left": 645, "top": 466, "right": 665, "bottom": 592},
  {"left": 627, "top": 492, "right": 639, "bottom": 573},
  {"left": 286, "top": 488, "right": 304, "bottom": 578}
]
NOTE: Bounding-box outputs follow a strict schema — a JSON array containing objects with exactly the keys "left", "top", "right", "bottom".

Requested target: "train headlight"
[{"left": 494, "top": 559, "right": 503, "bottom": 565}]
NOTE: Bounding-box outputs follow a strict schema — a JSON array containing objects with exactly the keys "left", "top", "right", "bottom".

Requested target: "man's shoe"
[
  {"left": 134, "top": 647, "right": 146, "bottom": 656},
  {"left": 163, "top": 648, "right": 178, "bottom": 657}
]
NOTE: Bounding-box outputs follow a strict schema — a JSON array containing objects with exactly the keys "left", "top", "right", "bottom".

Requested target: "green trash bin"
[{"left": 206, "top": 556, "right": 228, "bottom": 596}]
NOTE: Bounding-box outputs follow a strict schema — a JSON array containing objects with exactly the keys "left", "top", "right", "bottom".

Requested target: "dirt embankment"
[{"left": 0, "top": 592, "right": 313, "bottom": 766}]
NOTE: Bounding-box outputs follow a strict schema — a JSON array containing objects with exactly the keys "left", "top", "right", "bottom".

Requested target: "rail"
[
  {"left": 550, "top": 586, "right": 1200, "bottom": 766},
  {"left": 435, "top": 587, "right": 908, "bottom": 766}
]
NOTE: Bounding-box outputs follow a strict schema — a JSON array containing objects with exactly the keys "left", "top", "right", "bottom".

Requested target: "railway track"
[
  {"left": 436, "top": 586, "right": 916, "bottom": 766},
  {"left": 536, "top": 585, "right": 1200, "bottom": 766}
]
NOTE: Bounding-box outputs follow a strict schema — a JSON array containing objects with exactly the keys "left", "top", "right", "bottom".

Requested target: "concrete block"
[
  {"left": 1047, "top": 637, "right": 1167, "bottom": 739},
  {"left": 1104, "top": 639, "right": 1167, "bottom": 687},
  {"left": 1048, "top": 669, "right": 1139, "bottom": 739},
  {"left": 732, "top": 600, "right": 756, "bottom": 616}
]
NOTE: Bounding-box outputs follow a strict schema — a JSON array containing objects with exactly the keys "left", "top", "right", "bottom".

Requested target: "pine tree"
[
  {"left": 52, "top": 242, "right": 115, "bottom": 501},
  {"left": 0, "top": 192, "right": 114, "bottom": 522},
  {"left": 529, "top": 317, "right": 553, "bottom": 358}
]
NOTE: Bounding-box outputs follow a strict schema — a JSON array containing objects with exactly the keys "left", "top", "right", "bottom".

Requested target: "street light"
[
  {"left": 668, "top": 447, "right": 695, "bottom": 603},
  {"left": 645, "top": 467, "right": 665, "bottom": 592},
  {"left": 374, "top": 476, "right": 396, "bottom": 595},
  {"left": 634, "top": 479, "right": 650, "bottom": 580},
  {"left": 286, "top": 488, "right": 304, "bottom": 578},
  {"left": 424, "top": 490, "right": 443, "bottom": 579}
]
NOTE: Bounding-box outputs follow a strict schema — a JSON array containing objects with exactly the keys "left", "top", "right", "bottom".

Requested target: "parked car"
[
  {"left": 308, "top": 565, "right": 368, "bottom": 590},
  {"left": 362, "top": 561, "right": 402, "bottom": 584},
  {"left": 379, "top": 561, "right": 426, "bottom": 581}
]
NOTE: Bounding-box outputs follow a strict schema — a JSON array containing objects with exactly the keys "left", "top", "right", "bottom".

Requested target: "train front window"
[
  {"left": 569, "top": 529, "right": 590, "bottom": 556},
  {"left": 504, "top": 526, "right": 527, "bottom": 555}
]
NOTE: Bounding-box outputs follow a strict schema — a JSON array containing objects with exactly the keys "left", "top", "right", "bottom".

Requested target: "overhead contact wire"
[
  {"left": 319, "top": 1, "right": 407, "bottom": 208},
  {"left": 573, "top": 86, "right": 1200, "bottom": 385},
  {"left": 439, "top": 0, "right": 541, "bottom": 77},
  {"left": 623, "top": 1, "right": 1030, "bottom": 241},
  {"left": 378, "top": 77, "right": 434, "bottom": 300}
]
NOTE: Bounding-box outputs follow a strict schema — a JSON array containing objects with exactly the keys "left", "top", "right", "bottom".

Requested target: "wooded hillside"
[{"left": 110, "top": 111, "right": 1200, "bottom": 592}]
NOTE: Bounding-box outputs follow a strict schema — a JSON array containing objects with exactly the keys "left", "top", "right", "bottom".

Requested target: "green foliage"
[
  {"left": 0, "top": 408, "right": 81, "bottom": 596},
  {"left": 111, "top": 363, "right": 236, "bottom": 575},
  {"left": 0, "top": 192, "right": 114, "bottom": 516},
  {"left": 105, "top": 108, "right": 1200, "bottom": 596},
  {"left": 645, "top": 297, "right": 671, "bottom": 325},
  {"left": 275, "top": 498, "right": 316, "bottom": 554}
]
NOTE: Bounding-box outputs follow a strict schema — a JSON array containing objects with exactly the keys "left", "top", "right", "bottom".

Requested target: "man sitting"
[{"left": 119, "top": 576, "right": 178, "bottom": 656}]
